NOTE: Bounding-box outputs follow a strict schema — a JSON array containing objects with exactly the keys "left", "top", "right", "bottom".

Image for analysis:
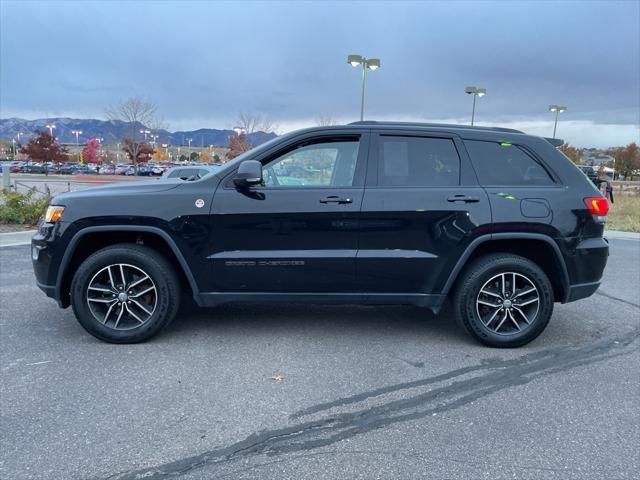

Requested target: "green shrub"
[{"left": 0, "top": 188, "right": 52, "bottom": 225}]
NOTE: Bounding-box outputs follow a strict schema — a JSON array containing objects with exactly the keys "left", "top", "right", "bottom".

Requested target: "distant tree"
[
  {"left": 199, "top": 150, "right": 210, "bottom": 163},
  {"left": 225, "top": 132, "right": 252, "bottom": 161},
  {"left": 235, "top": 112, "right": 276, "bottom": 136},
  {"left": 153, "top": 147, "right": 169, "bottom": 162},
  {"left": 106, "top": 97, "right": 159, "bottom": 174},
  {"left": 19, "top": 130, "right": 68, "bottom": 165},
  {"left": 82, "top": 136, "right": 101, "bottom": 164},
  {"left": 179, "top": 154, "right": 188, "bottom": 163},
  {"left": 189, "top": 151, "right": 200, "bottom": 162},
  {"left": 316, "top": 115, "right": 337, "bottom": 126},
  {"left": 121, "top": 139, "right": 154, "bottom": 164},
  {"left": 559, "top": 143, "right": 582, "bottom": 164},
  {"left": 213, "top": 153, "right": 222, "bottom": 164},
  {"left": 614, "top": 143, "right": 640, "bottom": 179}
]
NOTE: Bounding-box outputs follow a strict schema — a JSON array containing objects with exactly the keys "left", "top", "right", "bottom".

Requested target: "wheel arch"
[
  {"left": 442, "top": 233, "right": 570, "bottom": 303},
  {"left": 56, "top": 226, "right": 200, "bottom": 308}
]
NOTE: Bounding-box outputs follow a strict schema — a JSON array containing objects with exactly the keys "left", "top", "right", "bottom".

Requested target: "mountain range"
[{"left": 0, "top": 117, "right": 277, "bottom": 146}]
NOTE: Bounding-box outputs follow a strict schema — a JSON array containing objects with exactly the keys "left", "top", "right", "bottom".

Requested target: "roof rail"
[{"left": 348, "top": 120, "right": 524, "bottom": 134}]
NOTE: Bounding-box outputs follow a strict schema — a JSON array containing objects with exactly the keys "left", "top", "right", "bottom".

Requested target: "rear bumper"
[
  {"left": 562, "top": 236, "right": 608, "bottom": 303},
  {"left": 566, "top": 281, "right": 601, "bottom": 302}
]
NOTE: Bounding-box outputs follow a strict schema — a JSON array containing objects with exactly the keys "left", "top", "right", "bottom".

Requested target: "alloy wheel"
[
  {"left": 475, "top": 271, "right": 540, "bottom": 335},
  {"left": 86, "top": 263, "right": 157, "bottom": 330}
]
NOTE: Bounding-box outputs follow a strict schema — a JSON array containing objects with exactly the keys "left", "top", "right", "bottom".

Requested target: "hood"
[{"left": 53, "top": 178, "right": 182, "bottom": 204}]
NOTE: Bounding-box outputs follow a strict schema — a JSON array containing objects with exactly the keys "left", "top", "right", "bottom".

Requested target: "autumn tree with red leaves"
[
  {"left": 19, "top": 130, "right": 69, "bottom": 165},
  {"left": 614, "top": 143, "right": 640, "bottom": 179},
  {"left": 225, "top": 132, "right": 252, "bottom": 161},
  {"left": 121, "top": 139, "right": 154, "bottom": 164},
  {"left": 82, "top": 136, "right": 101, "bottom": 164},
  {"left": 559, "top": 143, "right": 582, "bottom": 164}
]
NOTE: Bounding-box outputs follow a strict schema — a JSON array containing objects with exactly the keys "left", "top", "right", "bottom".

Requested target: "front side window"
[
  {"left": 377, "top": 136, "right": 460, "bottom": 186},
  {"left": 464, "top": 140, "right": 554, "bottom": 186},
  {"left": 262, "top": 140, "right": 359, "bottom": 188}
]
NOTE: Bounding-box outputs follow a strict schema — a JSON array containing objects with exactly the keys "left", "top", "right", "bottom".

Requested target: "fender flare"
[
  {"left": 441, "top": 233, "right": 571, "bottom": 302},
  {"left": 55, "top": 225, "right": 200, "bottom": 302}
]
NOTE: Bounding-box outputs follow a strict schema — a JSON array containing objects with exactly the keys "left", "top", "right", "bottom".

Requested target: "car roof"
[{"left": 287, "top": 121, "right": 563, "bottom": 147}]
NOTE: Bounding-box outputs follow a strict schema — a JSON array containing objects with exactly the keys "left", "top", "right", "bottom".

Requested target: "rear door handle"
[
  {"left": 320, "top": 196, "right": 353, "bottom": 204},
  {"left": 447, "top": 195, "right": 480, "bottom": 203}
]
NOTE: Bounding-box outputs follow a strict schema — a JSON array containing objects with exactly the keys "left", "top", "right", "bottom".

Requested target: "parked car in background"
[
  {"left": 9, "top": 161, "right": 25, "bottom": 172},
  {"left": 161, "top": 165, "right": 218, "bottom": 180},
  {"left": 125, "top": 165, "right": 154, "bottom": 176},
  {"left": 114, "top": 164, "right": 133, "bottom": 175},
  {"left": 21, "top": 163, "right": 47, "bottom": 174}
]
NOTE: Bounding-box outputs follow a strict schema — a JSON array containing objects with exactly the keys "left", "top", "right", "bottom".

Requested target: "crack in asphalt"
[
  {"left": 595, "top": 289, "right": 640, "bottom": 309},
  {"left": 105, "top": 330, "right": 639, "bottom": 480}
]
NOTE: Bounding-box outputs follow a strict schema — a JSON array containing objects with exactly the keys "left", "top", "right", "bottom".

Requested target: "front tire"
[
  {"left": 70, "top": 244, "right": 181, "bottom": 343},
  {"left": 453, "top": 254, "right": 554, "bottom": 348}
]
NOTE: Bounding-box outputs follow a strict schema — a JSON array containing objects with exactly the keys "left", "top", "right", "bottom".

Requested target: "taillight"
[{"left": 584, "top": 197, "right": 609, "bottom": 215}]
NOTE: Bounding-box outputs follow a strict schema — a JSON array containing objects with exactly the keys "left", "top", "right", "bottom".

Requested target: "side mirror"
[{"left": 233, "top": 160, "right": 263, "bottom": 187}]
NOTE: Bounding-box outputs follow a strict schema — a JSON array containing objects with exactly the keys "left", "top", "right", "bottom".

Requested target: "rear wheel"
[
  {"left": 71, "top": 244, "right": 180, "bottom": 343},
  {"left": 453, "top": 254, "right": 554, "bottom": 347}
]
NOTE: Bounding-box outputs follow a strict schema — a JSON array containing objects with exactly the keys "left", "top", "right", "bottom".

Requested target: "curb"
[
  {"left": 0, "top": 230, "right": 37, "bottom": 247},
  {"left": 604, "top": 230, "right": 640, "bottom": 241}
]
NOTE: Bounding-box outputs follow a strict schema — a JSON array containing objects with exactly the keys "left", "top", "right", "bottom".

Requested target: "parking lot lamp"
[
  {"left": 464, "top": 87, "right": 486, "bottom": 126},
  {"left": 140, "top": 129, "right": 151, "bottom": 142},
  {"left": 45, "top": 124, "right": 56, "bottom": 136},
  {"left": 549, "top": 105, "right": 567, "bottom": 139},
  {"left": 71, "top": 130, "right": 83, "bottom": 145},
  {"left": 347, "top": 54, "right": 381, "bottom": 121}
]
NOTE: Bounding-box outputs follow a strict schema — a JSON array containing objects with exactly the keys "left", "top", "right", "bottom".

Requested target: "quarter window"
[
  {"left": 464, "top": 140, "right": 554, "bottom": 185},
  {"left": 262, "top": 140, "right": 359, "bottom": 188},
  {"left": 377, "top": 136, "right": 460, "bottom": 186}
]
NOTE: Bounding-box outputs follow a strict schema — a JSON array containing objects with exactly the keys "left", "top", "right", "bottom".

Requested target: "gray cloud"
[{"left": 1, "top": 0, "right": 638, "bottom": 139}]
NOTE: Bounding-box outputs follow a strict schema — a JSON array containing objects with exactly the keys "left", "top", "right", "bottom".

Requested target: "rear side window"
[
  {"left": 465, "top": 140, "right": 554, "bottom": 186},
  {"left": 377, "top": 136, "right": 460, "bottom": 186}
]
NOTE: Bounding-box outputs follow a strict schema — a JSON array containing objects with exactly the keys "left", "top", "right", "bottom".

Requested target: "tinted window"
[
  {"left": 167, "top": 169, "right": 182, "bottom": 178},
  {"left": 378, "top": 136, "right": 460, "bottom": 186},
  {"left": 262, "top": 140, "right": 359, "bottom": 188},
  {"left": 465, "top": 140, "right": 554, "bottom": 185}
]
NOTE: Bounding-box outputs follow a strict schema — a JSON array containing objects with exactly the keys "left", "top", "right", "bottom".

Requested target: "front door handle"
[
  {"left": 320, "top": 196, "right": 353, "bottom": 204},
  {"left": 447, "top": 195, "right": 480, "bottom": 203}
]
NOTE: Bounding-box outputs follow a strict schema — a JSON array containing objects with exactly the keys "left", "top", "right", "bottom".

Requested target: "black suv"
[{"left": 32, "top": 122, "right": 609, "bottom": 347}]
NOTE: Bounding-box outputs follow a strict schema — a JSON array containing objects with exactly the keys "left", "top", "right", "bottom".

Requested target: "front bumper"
[{"left": 32, "top": 221, "right": 69, "bottom": 307}]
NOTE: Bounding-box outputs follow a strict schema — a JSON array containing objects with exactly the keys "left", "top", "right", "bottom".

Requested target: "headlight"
[{"left": 44, "top": 205, "right": 65, "bottom": 223}]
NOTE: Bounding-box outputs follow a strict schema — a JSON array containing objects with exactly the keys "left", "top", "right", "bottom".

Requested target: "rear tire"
[
  {"left": 70, "top": 244, "right": 181, "bottom": 343},
  {"left": 453, "top": 253, "right": 553, "bottom": 348}
]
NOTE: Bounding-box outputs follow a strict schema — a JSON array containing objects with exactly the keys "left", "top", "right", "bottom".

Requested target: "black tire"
[
  {"left": 452, "top": 253, "right": 554, "bottom": 348},
  {"left": 70, "top": 244, "right": 181, "bottom": 343}
]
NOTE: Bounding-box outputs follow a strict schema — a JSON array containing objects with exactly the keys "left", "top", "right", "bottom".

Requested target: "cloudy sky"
[{"left": 1, "top": 0, "right": 638, "bottom": 147}]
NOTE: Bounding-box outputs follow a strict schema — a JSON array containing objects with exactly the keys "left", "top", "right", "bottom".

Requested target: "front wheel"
[
  {"left": 453, "top": 254, "right": 554, "bottom": 348},
  {"left": 70, "top": 244, "right": 181, "bottom": 343}
]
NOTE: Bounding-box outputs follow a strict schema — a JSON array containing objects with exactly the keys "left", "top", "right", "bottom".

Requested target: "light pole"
[
  {"left": 464, "top": 87, "right": 486, "bottom": 126},
  {"left": 150, "top": 134, "right": 159, "bottom": 147},
  {"left": 71, "top": 130, "right": 83, "bottom": 145},
  {"left": 45, "top": 124, "right": 56, "bottom": 136},
  {"left": 549, "top": 105, "right": 567, "bottom": 139},
  {"left": 11, "top": 139, "right": 16, "bottom": 160},
  {"left": 347, "top": 54, "right": 381, "bottom": 121},
  {"left": 140, "top": 129, "right": 150, "bottom": 142}
]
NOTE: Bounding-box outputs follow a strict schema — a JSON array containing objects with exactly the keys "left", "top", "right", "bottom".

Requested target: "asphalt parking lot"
[{"left": 1, "top": 239, "right": 639, "bottom": 480}]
